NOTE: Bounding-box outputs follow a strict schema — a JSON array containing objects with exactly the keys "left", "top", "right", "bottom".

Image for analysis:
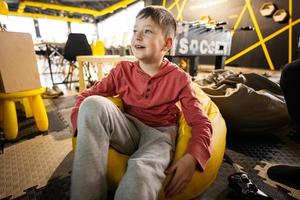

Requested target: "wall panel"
[{"left": 146, "top": 0, "right": 300, "bottom": 69}]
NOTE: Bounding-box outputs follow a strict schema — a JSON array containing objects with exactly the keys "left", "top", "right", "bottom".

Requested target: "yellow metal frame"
[
  {"left": 17, "top": 0, "right": 135, "bottom": 17},
  {"left": 9, "top": 11, "right": 83, "bottom": 23},
  {"left": 226, "top": 18, "right": 300, "bottom": 67},
  {"left": 0, "top": 0, "right": 9, "bottom": 15},
  {"left": 225, "top": 0, "right": 298, "bottom": 69},
  {"left": 289, "top": 0, "right": 292, "bottom": 63},
  {"left": 163, "top": 0, "right": 186, "bottom": 21},
  {"left": 231, "top": 4, "right": 247, "bottom": 37},
  {"left": 163, "top": 0, "right": 298, "bottom": 70},
  {"left": 7, "top": 0, "right": 136, "bottom": 23}
]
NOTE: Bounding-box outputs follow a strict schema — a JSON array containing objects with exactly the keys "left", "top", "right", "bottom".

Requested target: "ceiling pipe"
[
  {"left": 9, "top": 11, "right": 83, "bottom": 23},
  {"left": 17, "top": 0, "right": 136, "bottom": 17}
]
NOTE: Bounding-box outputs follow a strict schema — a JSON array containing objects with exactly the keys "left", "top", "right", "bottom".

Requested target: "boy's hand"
[{"left": 164, "top": 154, "right": 197, "bottom": 198}]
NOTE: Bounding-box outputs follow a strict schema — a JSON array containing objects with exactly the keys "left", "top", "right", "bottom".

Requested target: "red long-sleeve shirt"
[{"left": 71, "top": 59, "right": 212, "bottom": 170}]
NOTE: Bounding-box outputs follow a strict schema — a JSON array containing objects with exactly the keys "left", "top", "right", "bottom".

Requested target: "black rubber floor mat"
[
  {"left": 2, "top": 122, "right": 299, "bottom": 199},
  {"left": 47, "top": 110, "right": 68, "bottom": 132},
  {"left": 1, "top": 98, "right": 69, "bottom": 150},
  {"left": 6, "top": 149, "right": 298, "bottom": 200}
]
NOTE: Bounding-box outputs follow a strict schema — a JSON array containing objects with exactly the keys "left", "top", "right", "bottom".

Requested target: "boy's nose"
[{"left": 135, "top": 31, "right": 143, "bottom": 40}]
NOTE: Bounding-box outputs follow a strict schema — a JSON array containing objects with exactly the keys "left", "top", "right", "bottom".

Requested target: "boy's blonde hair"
[{"left": 136, "top": 6, "right": 177, "bottom": 39}]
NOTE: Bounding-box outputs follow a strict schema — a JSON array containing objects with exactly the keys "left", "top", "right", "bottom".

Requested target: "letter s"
[{"left": 179, "top": 38, "right": 188, "bottom": 54}]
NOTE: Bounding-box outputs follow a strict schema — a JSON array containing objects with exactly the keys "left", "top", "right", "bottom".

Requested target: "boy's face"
[{"left": 131, "top": 16, "right": 171, "bottom": 64}]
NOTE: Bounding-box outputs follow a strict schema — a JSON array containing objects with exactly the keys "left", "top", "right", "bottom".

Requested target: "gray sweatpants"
[{"left": 71, "top": 96, "right": 177, "bottom": 200}]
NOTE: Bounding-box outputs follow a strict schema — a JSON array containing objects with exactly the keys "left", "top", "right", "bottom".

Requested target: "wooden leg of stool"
[
  {"left": 31, "top": 95, "right": 48, "bottom": 132},
  {"left": 3, "top": 100, "right": 18, "bottom": 140}
]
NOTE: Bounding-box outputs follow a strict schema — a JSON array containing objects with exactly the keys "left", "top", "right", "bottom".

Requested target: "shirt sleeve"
[
  {"left": 179, "top": 82, "right": 213, "bottom": 171},
  {"left": 70, "top": 65, "right": 120, "bottom": 132}
]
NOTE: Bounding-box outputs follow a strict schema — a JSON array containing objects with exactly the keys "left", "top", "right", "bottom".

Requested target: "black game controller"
[{"left": 228, "top": 172, "right": 273, "bottom": 200}]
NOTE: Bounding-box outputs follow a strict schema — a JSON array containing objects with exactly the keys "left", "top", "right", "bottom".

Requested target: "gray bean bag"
[{"left": 195, "top": 70, "right": 290, "bottom": 134}]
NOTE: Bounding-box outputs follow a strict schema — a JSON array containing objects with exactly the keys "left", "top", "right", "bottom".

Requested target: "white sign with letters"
[{"left": 171, "top": 23, "right": 232, "bottom": 56}]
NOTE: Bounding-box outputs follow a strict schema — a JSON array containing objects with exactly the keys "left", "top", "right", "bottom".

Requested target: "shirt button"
[
  {"left": 147, "top": 88, "right": 150, "bottom": 92},
  {"left": 145, "top": 95, "right": 148, "bottom": 98}
]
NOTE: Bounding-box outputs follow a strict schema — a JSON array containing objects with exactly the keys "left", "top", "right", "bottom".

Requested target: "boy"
[{"left": 71, "top": 6, "right": 212, "bottom": 200}]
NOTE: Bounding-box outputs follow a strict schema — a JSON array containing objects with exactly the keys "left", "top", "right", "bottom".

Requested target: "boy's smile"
[
  {"left": 131, "top": 17, "right": 168, "bottom": 64},
  {"left": 134, "top": 44, "right": 146, "bottom": 50}
]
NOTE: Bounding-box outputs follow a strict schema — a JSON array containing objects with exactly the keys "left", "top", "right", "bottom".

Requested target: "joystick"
[{"left": 228, "top": 172, "right": 273, "bottom": 200}]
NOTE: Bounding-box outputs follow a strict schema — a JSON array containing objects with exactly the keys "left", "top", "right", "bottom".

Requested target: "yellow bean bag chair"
[{"left": 72, "top": 83, "right": 226, "bottom": 200}]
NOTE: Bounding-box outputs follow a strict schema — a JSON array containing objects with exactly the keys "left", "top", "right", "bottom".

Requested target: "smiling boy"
[{"left": 70, "top": 6, "right": 212, "bottom": 200}]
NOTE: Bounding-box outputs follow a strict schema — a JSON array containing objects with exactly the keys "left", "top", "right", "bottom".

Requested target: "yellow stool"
[{"left": 0, "top": 87, "right": 48, "bottom": 140}]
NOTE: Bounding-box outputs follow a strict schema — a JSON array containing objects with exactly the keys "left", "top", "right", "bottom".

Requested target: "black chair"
[
  {"left": 125, "top": 45, "right": 133, "bottom": 55},
  {"left": 105, "top": 47, "right": 113, "bottom": 55},
  {"left": 111, "top": 46, "right": 119, "bottom": 55},
  {"left": 63, "top": 33, "right": 92, "bottom": 88}
]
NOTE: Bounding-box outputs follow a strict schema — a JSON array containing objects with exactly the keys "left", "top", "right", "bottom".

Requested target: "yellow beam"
[
  {"left": 176, "top": 0, "right": 187, "bottom": 21},
  {"left": 167, "top": 0, "right": 178, "bottom": 11},
  {"left": 162, "top": 0, "right": 167, "bottom": 7},
  {"left": 17, "top": 1, "right": 25, "bottom": 13},
  {"left": 288, "top": 0, "right": 292, "bottom": 63},
  {"left": 175, "top": 1, "right": 181, "bottom": 20},
  {"left": 166, "top": 0, "right": 182, "bottom": 21},
  {"left": 225, "top": 18, "right": 300, "bottom": 65},
  {"left": 225, "top": 42, "right": 261, "bottom": 64},
  {"left": 18, "top": 0, "right": 136, "bottom": 17},
  {"left": 264, "top": 18, "right": 300, "bottom": 42},
  {"left": 0, "top": 0, "right": 9, "bottom": 15},
  {"left": 9, "top": 11, "right": 83, "bottom": 23},
  {"left": 231, "top": 4, "right": 247, "bottom": 37},
  {"left": 100, "top": 0, "right": 136, "bottom": 16},
  {"left": 246, "top": 0, "right": 274, "bottom": 70}
]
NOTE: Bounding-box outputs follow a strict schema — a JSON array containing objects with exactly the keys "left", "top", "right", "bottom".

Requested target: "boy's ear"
[{"left": 164, "top": 37, "right": 173, "bottom": 51}]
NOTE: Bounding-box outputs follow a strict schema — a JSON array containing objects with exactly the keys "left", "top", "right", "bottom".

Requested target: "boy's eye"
[
  {"left": 133, "top": 29, "right": 137, "bottom": 33},
  {"left": 144, "top": 29, "right": 153, "bottom": 34}
]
